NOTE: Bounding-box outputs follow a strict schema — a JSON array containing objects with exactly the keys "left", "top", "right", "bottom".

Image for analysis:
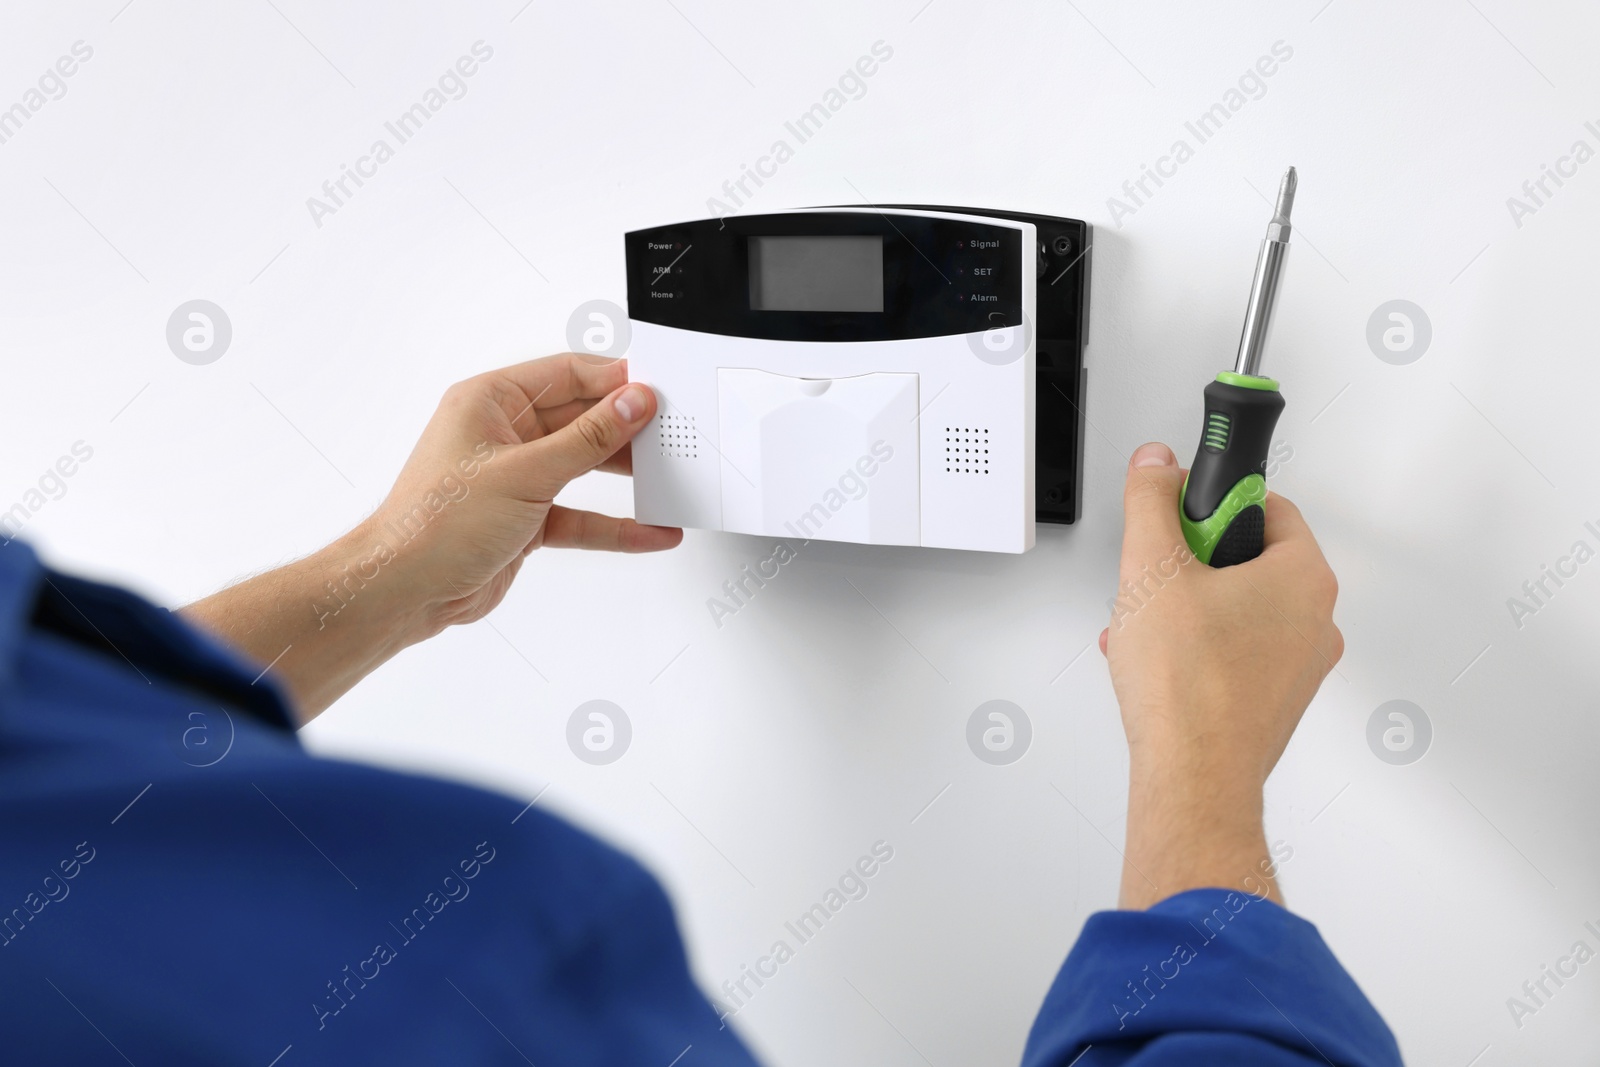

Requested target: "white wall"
[{"left": 3, "top": 0, "right": 1597, "bottom": 1062}]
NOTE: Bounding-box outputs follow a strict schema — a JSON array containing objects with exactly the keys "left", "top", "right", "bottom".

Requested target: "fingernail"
[
  {"left": 614, "top": 384, "right": 647, "bottom": 422},
  {"left": 1131, "top": 443, "right": 1175, "bottom": 468}
]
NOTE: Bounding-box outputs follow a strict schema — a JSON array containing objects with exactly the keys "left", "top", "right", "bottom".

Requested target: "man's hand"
[
  {"left": 183, "top": 354, "right": 680, "bottom": 721},
  {"left": 1104, "top": 442, "right": 1343, "bottom": 909},
  {"left": 367, "top": 355, "right": 681, "bottom": 631}
]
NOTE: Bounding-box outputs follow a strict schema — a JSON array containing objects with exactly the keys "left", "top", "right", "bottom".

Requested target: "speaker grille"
[
  {"left": 658, "top": 413, "right": 699, "bottom": 459},
  {"left": 945, "top": 426, "right": 990, "bottom": 475}
]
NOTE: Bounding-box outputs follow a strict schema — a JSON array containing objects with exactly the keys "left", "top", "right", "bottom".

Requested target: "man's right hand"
[{"left": 1101, "top": 441, "right": 1344, "bottom": 909}]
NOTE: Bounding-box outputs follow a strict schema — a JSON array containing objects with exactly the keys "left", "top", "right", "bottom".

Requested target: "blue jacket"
[{"left": 0, "top": 541, "right": 1401, "bottom": 1065}]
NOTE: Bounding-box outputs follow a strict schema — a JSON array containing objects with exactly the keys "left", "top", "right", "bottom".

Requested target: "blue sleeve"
[
  {"left": 1021, "top": 889, "right": 1403, "bottom": 1067},
  {"left": 0, "top": 543, "right": 759, "bottom": 1067}
]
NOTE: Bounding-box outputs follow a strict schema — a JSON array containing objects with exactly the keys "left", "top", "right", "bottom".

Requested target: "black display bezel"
[{"left": 626, "top": 211, "right": 1022, "bottom": 341}]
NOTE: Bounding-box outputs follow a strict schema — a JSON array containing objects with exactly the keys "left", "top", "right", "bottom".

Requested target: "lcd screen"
[{"left": 748, "top": 236, "right": 884, "bottom": 312}]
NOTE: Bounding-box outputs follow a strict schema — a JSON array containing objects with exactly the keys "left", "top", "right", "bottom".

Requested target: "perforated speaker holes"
[
  {"left": 658, "top": 413, "right": 698, "bottom": 459},
  {"left": 946, "top": 426, "right": 990, "bottom": 474}
]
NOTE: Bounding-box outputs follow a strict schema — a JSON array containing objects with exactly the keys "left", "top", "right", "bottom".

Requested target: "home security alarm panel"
[{"left": 624, "top": 207, "right": 1089, "bottom": 554}]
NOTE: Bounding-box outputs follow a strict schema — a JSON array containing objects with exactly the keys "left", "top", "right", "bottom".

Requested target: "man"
[{"left": 0, "top": 353, "right": 1400, "bottom": 1064}]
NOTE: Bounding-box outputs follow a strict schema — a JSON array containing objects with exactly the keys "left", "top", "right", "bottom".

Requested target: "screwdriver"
[{"left": 1179, "top": 166, "right": 1294, "bottom": 567}]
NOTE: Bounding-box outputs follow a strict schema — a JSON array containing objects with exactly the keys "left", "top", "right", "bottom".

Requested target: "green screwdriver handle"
[{"left": 1179, "top": 371, "right": 1286, "bottom": 567}]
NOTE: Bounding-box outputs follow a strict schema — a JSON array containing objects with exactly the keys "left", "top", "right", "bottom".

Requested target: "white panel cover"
[{"left": 717, "top": 368, "right": 919, "bottom": 546}]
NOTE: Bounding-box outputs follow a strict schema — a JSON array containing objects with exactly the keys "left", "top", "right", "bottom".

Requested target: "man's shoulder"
[{"left": 0, "top": 542, "right": 660, "bottom": 948}]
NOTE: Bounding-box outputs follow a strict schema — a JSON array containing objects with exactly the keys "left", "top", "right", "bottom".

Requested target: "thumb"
[
  {"left": 1120, "top": 442, "right": 1189, "bottom": 569},
  {"left": 521, "top": 381, "right": 656, "bottom": 499}
]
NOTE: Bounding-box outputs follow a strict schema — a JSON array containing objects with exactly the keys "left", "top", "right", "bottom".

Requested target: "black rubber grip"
[
  {"left": 1210, "top": 505, "right": 1266, "bottom": 568},
  {"left": 1184, "top": 379, "right": 1285, "bottom": 567},
  {"left": 1183, "top": 380, "right": 1285, "bottom": 522}
]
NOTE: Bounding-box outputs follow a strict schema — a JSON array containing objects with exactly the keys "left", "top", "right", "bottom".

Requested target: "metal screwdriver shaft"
[{"left": 1234, "top": 166, "right": 1295, "bottom": 377}]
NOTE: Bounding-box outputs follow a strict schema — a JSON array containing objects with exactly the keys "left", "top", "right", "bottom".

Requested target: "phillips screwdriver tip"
[{"left": 1273, "top": 167, "right": 1297, "bottom": 225}]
